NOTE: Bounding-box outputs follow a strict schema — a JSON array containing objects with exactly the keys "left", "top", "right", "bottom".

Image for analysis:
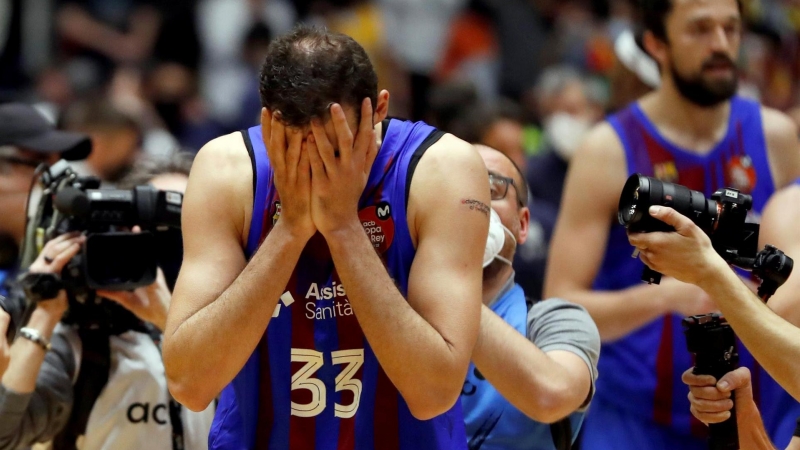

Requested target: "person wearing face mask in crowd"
[
  {"left": 526, "top": 66, "right": 606, "bottom": 213},
  {"left": 460, "top": 145, "right": 600, "bottom": 450}
]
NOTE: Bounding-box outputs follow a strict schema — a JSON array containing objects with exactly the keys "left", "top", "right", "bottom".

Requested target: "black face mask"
[
  {"left": 155, "top": 228, "right": 183, "bottom": 291},
  {"left": 670, "top": 53, "right": 739, "bottom": 107}
]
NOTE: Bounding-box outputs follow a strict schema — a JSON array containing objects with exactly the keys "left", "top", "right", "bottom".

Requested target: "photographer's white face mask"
[{"left": 483, "top": 208, "right": 516, "bottom": 268}]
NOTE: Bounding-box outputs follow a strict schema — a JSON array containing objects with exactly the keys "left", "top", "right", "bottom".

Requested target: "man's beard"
[{"left": 670, "top": 53, "right": 739, "bottom": 108}]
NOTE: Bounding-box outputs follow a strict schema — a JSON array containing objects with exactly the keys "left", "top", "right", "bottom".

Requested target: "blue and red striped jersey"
[
  {"left": 591, "top": 96, "right": 800, "bottom": 446},
  {"left": 208, "top": 118, "right": 467, "bottom": 450}
]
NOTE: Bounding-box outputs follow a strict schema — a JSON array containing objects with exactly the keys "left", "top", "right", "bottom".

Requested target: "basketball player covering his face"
[
  {"left": 544, "top": 0, "right": 800, "bottom": 449},
  {"left": 162, "top": 25, "right": 490, "bottom": 449}
]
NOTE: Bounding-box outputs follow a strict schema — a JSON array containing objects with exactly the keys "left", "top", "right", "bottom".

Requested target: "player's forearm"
[
  {"left": 735, "top": 401, "right": 776, "bottom": 450},
  {"left": 698, "top": 267, "right": 800, "bottom": 402},
  {"left": 471, "top": 306, "right": 588, "bottom": 423},
  {"left": 559, "top": 285, "right": 669, "bottom": 341},
  {"left": 164, "top": 223, "right": 307, "bottom": 411},
  {"left": 1, "top": 310, "right": 58, "bottom": 394},
  {"left": 326, "top": 223, "right": 468, "bottom": 420}
]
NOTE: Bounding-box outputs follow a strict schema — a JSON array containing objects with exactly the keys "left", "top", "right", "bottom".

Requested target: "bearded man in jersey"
[
  {"left": 162, "top": 25, "right": 490, "bottom": 449},
  {"left": 544, "top": 0, "right": 800, "bottom": 448}
]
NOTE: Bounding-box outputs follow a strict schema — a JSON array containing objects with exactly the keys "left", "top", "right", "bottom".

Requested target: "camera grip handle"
[{"left": 693, "top": 365, "right": 739, "bottom": 450}]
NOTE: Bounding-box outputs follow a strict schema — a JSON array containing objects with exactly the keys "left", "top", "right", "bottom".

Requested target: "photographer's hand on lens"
[
  {"left": 628, "top": 206, "right": 730, "bottom": 287},
  {"left": 307, "top": 99, "right": 378, "bottom": 238},
  {"left": 261, "top": 108, "right": 316, "bottom": 241},
  {"left": 28, "top": 233, "right": 85, "bottom": 321},
  {"left": 0, "top": 310, "right": 9, "bottom": 376},
  {"left": 684, "top": 367, "right": 757, "bottom": 425},
  {"left": 97, "top": 268, "right": 170, "bottom": 332}
]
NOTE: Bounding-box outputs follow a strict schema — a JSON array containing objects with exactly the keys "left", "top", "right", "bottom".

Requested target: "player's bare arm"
[
  {"left": 470, "top": 305, "right": 593, "bottom": 423},
  {"left": 543, "top": 123, "right": 713, "bottom": 341},
  {"left": 308, "top": 100, "right": 488, "bottom": 419},
  {"left": 758, "top": 185, "right": 800, "bottom": 327},
  {"left": 763, "top": 107, "right": 800, "bottom": 189},
  {"left": 164, "top": 111, "right": 315, "bottom": 411}
]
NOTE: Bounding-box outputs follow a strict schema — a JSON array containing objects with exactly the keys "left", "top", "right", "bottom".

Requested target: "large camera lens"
[{"left": 618, "top": 174, "right": 718, "bottom": 233}]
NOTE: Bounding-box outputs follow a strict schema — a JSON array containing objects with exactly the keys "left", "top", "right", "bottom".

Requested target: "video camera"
[
  {"left": 21, "top": 160, "right": 182, "bottom": 297},
  {"left": 618, "top": 173, "right": 794, "bottom": 450}
]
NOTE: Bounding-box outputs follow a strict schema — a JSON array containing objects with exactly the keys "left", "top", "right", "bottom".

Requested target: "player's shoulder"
[
  {"left": 186, "top": 132, "right": 253, "bottom": 210},
  {"left": 415, "top": 133, "right": 485, "bottom": 180},
  {"left": 194, "top": 132, "right": 251, "bottom": 174},
  {"left": 758, "top": 106, "right": 800, "bottom": 187},
  {"left": 580, "top": 120, "right": 625, "bottom": 158},
  {"left": 759, "top": 106, "right": 798, "bottom": 143}
]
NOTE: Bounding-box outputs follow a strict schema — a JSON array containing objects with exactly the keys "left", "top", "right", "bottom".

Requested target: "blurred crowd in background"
[{"left": 3, "top": 0, "right": 800, "bottom": 297}]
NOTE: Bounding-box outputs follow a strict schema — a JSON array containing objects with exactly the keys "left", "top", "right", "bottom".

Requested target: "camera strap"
[
  {"left": 149, "top": 331, "right": 185, "bottom": 450},
  {"left": 526, "top": 296, "right": 573, "bottom": 450},
  {"left": 52, "top": 327, "right": 111, "bottom": 450}
]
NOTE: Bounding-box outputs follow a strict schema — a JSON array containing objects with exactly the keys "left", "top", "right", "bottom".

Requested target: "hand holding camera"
[
  {"left": 97, "top": 268, "right": 170, "bottom": 332},
  {"left": 24, "top": 233, "right": 85, "bottom": 323}
]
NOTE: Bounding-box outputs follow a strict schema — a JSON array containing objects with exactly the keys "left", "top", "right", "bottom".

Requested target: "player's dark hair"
[
  {"left": 640, "top": 0, "right": 742, "bottom": 41},
  {"left": 258, "top": 24, "right": 378, "bottom": 127}
]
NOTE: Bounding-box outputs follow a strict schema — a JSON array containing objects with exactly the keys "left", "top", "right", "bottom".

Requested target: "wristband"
[{"left": 18, "top": 327, "right": 51, "bottom": 351}]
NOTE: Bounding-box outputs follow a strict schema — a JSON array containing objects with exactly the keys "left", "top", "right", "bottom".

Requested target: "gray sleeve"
[
  {"left": 527, "top": 298, "right": 600, "bottom": 410},
  {"left": 0, "top": 329, "right": 76, "bottom": 450}
]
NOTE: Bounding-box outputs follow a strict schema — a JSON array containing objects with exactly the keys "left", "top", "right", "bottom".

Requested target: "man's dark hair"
[
  {"left": 640, "top": 0, "right": 742, "bottom": 41},
  {"left": 259, "top": 25, "right": 378, "bottom": 127},
  {"left": 504, "top": 154, "right": 529, "bottom": 208}
]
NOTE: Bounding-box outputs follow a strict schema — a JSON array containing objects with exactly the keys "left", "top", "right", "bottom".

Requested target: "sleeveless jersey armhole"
[{"left": 404, "top": 129, "right": 446, "bottom": 211}]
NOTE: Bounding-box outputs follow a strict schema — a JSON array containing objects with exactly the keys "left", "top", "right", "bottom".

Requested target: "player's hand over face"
[
  {"left": 28, "top": 233, "right": 85, "bottom": 321},
  {"left": 261, "top": 108, "right": 316, "bottom": 241},
  {"left": 307, "top": 99, "right": 378, "bottom": 237},
  {"left": 98, "top": 268, "right": 171, "bottom": 332},
  {"left": 628, "top": 206, "right": 728, "bottom": 286},
  {"left": 683, "top": 367, "right": 754, "bottom": 424}
]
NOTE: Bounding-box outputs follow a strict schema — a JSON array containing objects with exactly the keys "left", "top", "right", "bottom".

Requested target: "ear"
[
  {"left": 643, "top": 30, "right": 668, "bottom": 74},
  {"left": 516, "top": 206, "right": 530, "bottom": 246},
  {"left": 374, "top": 90, "right": 390, "bottom": 124},
  {"left": 260, "top": 107, "right": 272, "bottom": 142}
]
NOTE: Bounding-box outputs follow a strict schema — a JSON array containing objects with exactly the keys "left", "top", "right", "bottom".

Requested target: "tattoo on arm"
[{"left": 462, "top": 199, "right": 490, "bottom": 217}]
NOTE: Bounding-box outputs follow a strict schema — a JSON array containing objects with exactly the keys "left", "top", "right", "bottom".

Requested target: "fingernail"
[
  {"left": 650, "top": 206, "right": 662, "bottom": 215},
  {"left": 718, "top": 381, "right": 729, "bottom": 390}
]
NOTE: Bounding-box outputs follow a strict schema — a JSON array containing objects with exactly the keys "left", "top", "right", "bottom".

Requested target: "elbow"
[
  {"left": 404, "top": 384, "right": 462, "bottom": 421},
  {"left": 164, "top": 354, "right": 215, "bottom": 412},
  {"left": 522, "top": 386, "right": 584, "bottom": 424},
  {"left": 167, "top": 377, "right": 215, "bottom": 412}
]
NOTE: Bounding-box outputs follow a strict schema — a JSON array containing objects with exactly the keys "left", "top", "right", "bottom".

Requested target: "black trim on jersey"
[
  {"left": 241, "top": 129, "right": 258, "bottom": 199},
  {"left": 381, "top": 118, "right": 392, "bottom": 142},
  {"left": 405, "top": 129, "right": 446, "bottom": 210}
]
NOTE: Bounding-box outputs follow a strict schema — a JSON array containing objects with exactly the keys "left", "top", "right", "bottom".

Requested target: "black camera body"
[
  {"left": 683, "top": 314, "right": 739, "bottom": 450},
  {"left": 619, "top": 174, "right": 760, "bottom": 282},
  {"left": 22, "top": 160, "right": 182, "bottom": 297}
]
